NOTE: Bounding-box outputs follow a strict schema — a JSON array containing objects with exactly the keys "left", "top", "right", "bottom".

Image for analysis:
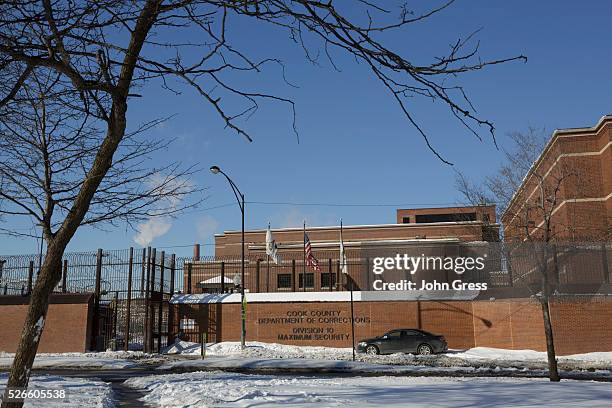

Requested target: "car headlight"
[{"left": 358, "top": 342, "right": 367, "bottom": 347}]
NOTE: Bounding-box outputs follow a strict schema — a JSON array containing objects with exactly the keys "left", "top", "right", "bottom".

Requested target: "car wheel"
[
  {"left": 365, "top": 345, "right": 379, "bottom": 355},
  {"left": 417, "top": 344, "right": 433, "bottom": 355}
]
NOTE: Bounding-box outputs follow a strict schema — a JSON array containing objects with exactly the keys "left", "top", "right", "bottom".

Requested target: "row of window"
[
  {"left": 276, "top": 273, "right": 337, "bottom": 289},
  {"left": 402, "top": 212, "right": 486, "bottom": 224}
]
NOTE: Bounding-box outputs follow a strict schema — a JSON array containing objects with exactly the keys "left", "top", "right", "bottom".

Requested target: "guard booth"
[{"left": 196, "top": 275, "right": 239, "bottom": 294}]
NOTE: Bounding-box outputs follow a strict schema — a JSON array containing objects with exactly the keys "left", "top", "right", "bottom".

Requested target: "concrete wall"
[{"left": 0, "top": 294, "right": 93, "bottom": 353}]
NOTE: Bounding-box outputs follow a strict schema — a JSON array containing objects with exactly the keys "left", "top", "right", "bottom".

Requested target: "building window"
[
  {"left": 402, "top": 217, "right": 410, "bottom": 224},
  {"left": 415, "top": 212, "right": 476, "bottom": 223},
  {"left": 179, "top": 318, "right": 196, "bottom": 330},
  {"left": 321, "top": 273, "right": 337, "bottom": 289},
  {"left": 277, "top": 274, "right": 292, "bottom": 289},
  {"left": 298, "top": 273, "right": 314, "bottom": 289}
]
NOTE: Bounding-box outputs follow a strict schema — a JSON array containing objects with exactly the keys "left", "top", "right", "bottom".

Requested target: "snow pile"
[
  {"left": 126, "top": 371, "right": 612, "bottom": 407},
  {"left": 163, "top": 341, "right": 612, "bottom": 370},
  {"left": 163, "top": 340, "right": 351, "bottom": 359},
  {"left": 448, "top": 347, "right": 612, "bottom": 366},
  {"left": 0, "top": 373, "right": 114, "bottom": 407}
]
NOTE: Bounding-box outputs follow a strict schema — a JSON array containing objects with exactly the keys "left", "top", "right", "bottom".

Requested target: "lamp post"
[{"left": 210, "top": 165, "right": 246, "bottom": 350}]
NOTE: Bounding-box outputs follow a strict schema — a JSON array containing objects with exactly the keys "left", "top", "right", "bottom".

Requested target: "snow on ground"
[
  {"left": 126, "top": 370, "right": 612, "bottom": 407},
  {"left": 163, "top": 340, "right": 612, "bottom": 369},
  {"left": 0, "top": 373, "right": 114, "bottom": 407},
  {"left": 0, "top": 351, "right": 149, "bottom": 370},
  {"left": 163, "top": 340, "right": 350, "bottom": 359},
  {"left": 447, "top": 347, "right": 612, "bottom": 365},
  {"left": 157, "top": 356, "right": 471, "bottom": 375}
]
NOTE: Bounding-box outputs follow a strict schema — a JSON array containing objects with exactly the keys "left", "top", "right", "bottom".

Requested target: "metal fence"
[
  {"left": 0, "top": 247, "right": 178, "bottom": 353},
  {"left": 177, "top": 242, "right": 611, "bottom": 295},
  {"left": 1, "top": 241, "right": 610, "bottom": 352}
]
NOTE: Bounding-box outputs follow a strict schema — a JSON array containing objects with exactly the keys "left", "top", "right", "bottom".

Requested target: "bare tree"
[
  {"left": 0, "top": 71, "right": 198, "bottom": 237},
  {"left": 455, "top": 128, "right": 586, "bottom": 382},
  {"left": 0, "top": 1, "right": 525, "bottom": 404}
]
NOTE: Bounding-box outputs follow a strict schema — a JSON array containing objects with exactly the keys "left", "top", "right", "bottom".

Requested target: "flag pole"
[
  {"left": 267, "top": 222, "right": 271, "bottom": 292},
  {"left": 342, "top": 219, "right": 356, "bottom": 361},
  {"left": 303, "top": 220, "right": 306, "bottom": 292}
]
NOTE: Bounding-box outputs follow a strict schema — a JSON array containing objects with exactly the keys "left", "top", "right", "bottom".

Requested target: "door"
[
  {"left": 400, "top": 330, "right": 422, "bottom": 353},
  {"left": 381, "top": 330, "right": 403, "bottom": 353}
]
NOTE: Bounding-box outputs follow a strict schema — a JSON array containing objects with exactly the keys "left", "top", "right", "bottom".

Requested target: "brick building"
[
  {"left": 503, "top": 115, "right": 612, "bottom": 241},
  {"left": 184, "top": 205, "right": 499, "bottom": 294},
  {"left": 213, "top": 205, "right": 498, "bottom": 259}
]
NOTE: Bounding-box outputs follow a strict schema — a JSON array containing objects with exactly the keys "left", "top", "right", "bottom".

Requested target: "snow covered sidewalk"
[
  {"left": 0, "top": 351, "right": 150, "bottom": 370},
  {"left": 126, "top": 371, "right": 612, "bottom": 407},
  {"left": 0, "top": 373, "right": 114, "bottom": 407}
]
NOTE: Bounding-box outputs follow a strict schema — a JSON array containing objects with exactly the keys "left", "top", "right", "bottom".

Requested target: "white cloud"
[
  {"left": 133, "top": 217, "right": 172, "bottom": 247},
  {"left": 132, "top": 174, "right": 193, "bottom": 247}
]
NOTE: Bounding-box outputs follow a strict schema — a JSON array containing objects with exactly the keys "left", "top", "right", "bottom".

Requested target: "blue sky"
[{"left": 2, "top": 0, "right": 611, "bottom": 256}]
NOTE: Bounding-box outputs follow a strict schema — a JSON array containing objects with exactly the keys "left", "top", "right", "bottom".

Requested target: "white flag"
[
  {"left": 266, "top": 224, "right": 280, "bottom": 264},
  {"left": 340, "top": 220, "right": 348, "bottom": 274}
]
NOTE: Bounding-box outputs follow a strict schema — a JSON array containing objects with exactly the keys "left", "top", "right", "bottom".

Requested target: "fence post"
[
  {"left": 187, "top": 262, "right": 193, "bottom": 294},
  {"left": 256, "top": 259, "right": 260, "bottom": 293},
  {"left": 602, "top": 243, "right": 609, "bottom": 284},
  {"left": 144, "top": 246, "right": 151, "bottom": 353},
  {"left": 168, "top": 254, "right": 176, "bottom": 345},
  {"left": 170, "top": 254, "right": 176, "bottom": 295},
  {"left": 113, "top": 291, "right": 119, "bottom": 345},
  {"left": 266, "top": 258, "right": 270, "bottom": 292},
  {"left": 61, "top": 259, "right": 68, "bottom": 293},
  {"left": 91, "top": 248, "right": 103, "bottom": 351},
  {"left": 27, "top": 261, "right": 34, "bottom": 295},
  {"left": 220, "top": 261, "right": 225, "bottom": 294},
  {"left": 328, "top": 259, "right": 332, "bottom": 292},
  {"left": 291, "top": 259, "right": 296, "bottom": 292},
  {"left": 365, "top": 257, "right": 370, "bottom": 291},
  {"left": 150, "top": 248, "right": 157, "bottom": 294},
  {"left": 124, "top": 247, "right": 134, "bottom": 352},
  {"left": 140, "top": 248, "right": 146, "bottom": 296},
  {"left": 157, "top": 251, "right": 165, "bottom": 353},
  {"left": 149, "top": 248, "right": 157, "bottom": 353},
  {"left": 159, "top": 251, "right": 165, "bottom": 293}
]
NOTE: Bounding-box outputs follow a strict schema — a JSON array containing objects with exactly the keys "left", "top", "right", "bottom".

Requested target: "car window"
[
  {"left": 385, "top": 331, "right": 401, "bottom": 339},
  {"left": 402, "top": 330, "right": 420, "bottom": 336}
]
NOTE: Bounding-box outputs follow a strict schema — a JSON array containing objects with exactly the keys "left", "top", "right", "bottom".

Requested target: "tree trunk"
[
  {"left": 540, "top": 297, "right": 561, "bottom": 382},
  {"left": 1, "top": 245, "right": 64, "bottom": 408}
]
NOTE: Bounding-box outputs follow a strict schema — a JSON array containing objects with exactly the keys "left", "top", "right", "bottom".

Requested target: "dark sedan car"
[{"left": 356, "top": 329, "right": 447, "bottom": 355}]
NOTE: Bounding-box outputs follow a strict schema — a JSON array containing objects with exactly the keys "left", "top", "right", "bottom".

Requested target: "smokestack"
[{"left": 193, "top": 243, "right": 201, "bottom": 261}]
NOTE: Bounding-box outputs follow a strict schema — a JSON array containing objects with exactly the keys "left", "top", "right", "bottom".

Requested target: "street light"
[{"left": 210, "top": 165, "right": 246, "bottom": 350}]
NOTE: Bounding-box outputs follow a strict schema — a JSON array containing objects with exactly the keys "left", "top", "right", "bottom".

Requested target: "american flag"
[{"left": 304, "top": 232, "right": 320, "bottom": 271}]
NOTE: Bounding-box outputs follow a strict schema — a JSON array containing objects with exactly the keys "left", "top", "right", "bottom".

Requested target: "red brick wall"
[
  {"left": 396, "top": 206, "right": 496, "bottom": 224},
  {"left": 503, "top": 119, "right": 611, "bottom": 241},
  {"left": 0, "top": 294, "right": 93, "bottom": 353},
  {"left": 214, "top": 222, "right": 499, "bottom": 258},
  {"left": 178, "top": 297, "right": 612, "bottom": 355}
]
